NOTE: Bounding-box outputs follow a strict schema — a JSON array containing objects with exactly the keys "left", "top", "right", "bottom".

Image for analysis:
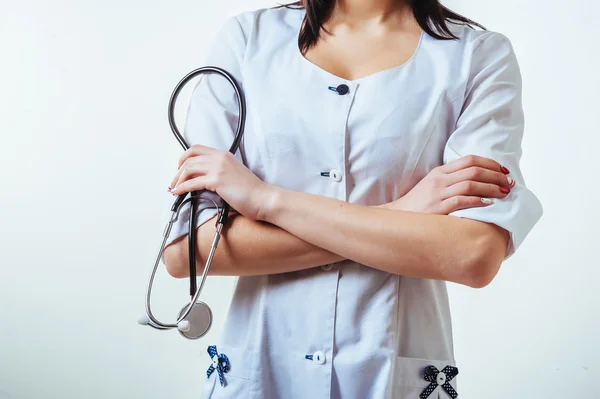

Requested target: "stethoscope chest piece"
[{"left": 177, "top": 301, "right": 213, "bottom": 339}]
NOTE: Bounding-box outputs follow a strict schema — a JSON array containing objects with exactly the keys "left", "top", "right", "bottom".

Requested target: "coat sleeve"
[
  {"left": 444, "top": 32, "right": 543, "bottom": 258},
  {"left": 162, "top": 15, "right": 248, "bottom": 259}
]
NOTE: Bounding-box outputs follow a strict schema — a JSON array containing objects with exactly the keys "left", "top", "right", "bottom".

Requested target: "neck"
[{"left": 332, "top": 0, "right": 409, "bottom": 23}]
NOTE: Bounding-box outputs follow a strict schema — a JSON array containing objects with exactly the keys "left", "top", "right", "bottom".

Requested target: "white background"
[{"left": 1, "top": 0, "right": 598, "bottom": 398}]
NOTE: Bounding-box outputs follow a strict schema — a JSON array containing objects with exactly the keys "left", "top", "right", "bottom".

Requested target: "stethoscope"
[{"left": 137, "top": 66, "right": 245, "bottom": 339}]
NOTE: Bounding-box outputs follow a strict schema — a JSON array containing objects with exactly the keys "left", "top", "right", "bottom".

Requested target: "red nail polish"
[
  {"left": 500, "top": 187, "right": 510, "bottom": 194},
  {"left": 500, "top": 166, "right": 510, "bottom": 174}
]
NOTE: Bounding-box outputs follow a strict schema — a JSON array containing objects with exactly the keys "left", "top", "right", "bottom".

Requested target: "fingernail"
[
  {"left": 167, "top": 186, "right": 172, "bottom": 192},
  {"left": 500, "top": 166, "right": 510, "bottom": 174},
  {"left": 481, "top": 198, "right": 494, "bottom": 205},
  {"left": 500, "top": 187, "right": 510, "bottom": 194},
  {"left": 507, "top": 176, "right": 515, "bottom": 187}
]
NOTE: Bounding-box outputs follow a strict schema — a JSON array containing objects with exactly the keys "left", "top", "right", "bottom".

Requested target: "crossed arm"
[
  {"left": 165, "top": 198, "right": 508, "bottom": 288},
  {"left": 163, "top": 155, "right": 511, "bottom": 288}
]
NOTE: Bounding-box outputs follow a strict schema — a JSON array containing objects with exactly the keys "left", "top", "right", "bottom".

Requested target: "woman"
[{"left": 163, "top": 0, "right": 542, "bottom": 398}]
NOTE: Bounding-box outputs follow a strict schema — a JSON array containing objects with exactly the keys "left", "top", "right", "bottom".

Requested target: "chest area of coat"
[{"left": 242, "top": 59, "right": 459, "bottom": 193}]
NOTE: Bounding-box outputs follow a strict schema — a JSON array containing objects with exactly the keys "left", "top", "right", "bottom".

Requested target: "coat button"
[
  {"left": 330, "top": 169, "right": 342, "bottom": 182},
  {"left": 321, "top": 264, "right": 333, "bottom": 271},
  {"left": 336, "top": 84, "right": 349, "bottom": 95},
  {"left": 313, "top": 351, "right": 326, "bottom": 365},
  {"left": 328, "top": 84, "right": 350, "bottom": 95},
  {"left": 436, "top": 371, "right": 446, "bottom": 385}
]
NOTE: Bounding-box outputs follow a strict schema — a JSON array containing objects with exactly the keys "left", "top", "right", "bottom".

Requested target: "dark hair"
[{"left": 281, "top": 1, "right": 485, "bottom": 54}]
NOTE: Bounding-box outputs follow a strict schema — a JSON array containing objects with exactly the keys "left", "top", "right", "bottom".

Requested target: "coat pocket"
[
  {"left": 393, "top": 356, "right": 459, "bottom": 399},
  {"left": 202, "top": 344, "right": 252, "bottom": 399}
]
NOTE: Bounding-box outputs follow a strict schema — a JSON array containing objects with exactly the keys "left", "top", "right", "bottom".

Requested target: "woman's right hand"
[{"left": 382, "top": 155, "right": 516, "bottom": 215}]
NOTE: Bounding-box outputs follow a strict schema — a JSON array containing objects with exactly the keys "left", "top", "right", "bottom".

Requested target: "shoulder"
[
  {"left": 433, "top": 22, "right": 518, "bottom": 64},
  {"left": 204, "top": 7, "right": 304, "bottom": 82},
  {"left": 224, "top": 6, "right": 304, "bottom": 41},
  {"left": 209, "top": 6, "right": 303, "bottom": 61},
  {"left": 423, "top": 23, "right": 520, "bottom": 83},
  {"left": 454, "top": 23, "right": 512, "bottom": 47}
]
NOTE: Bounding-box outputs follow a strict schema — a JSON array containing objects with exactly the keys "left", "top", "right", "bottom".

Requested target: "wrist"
[
  {"left": 257, "top": 184, "right": 284, "bottom": 223},
  {"left": 376, "top": 197, "right": 405, "bottom": 211}
]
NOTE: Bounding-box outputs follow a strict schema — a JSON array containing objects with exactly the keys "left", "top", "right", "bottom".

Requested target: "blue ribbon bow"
[
  {"left": 206, "top": 345, "right": 231, "bottom": 387},
  {"left": 420, "top": 365, "right": 459, "bottom": 399}
]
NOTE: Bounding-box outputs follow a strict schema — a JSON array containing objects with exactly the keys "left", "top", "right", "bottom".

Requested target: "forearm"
[
  {"left": 165, "top": 212, "right": 345, "bottom": 277},
  {"left": 262, "top": 187, "right": 509, "bottom": 287},
  {"left": 205, "top": 213, "right": 345, "bottom": 275}
]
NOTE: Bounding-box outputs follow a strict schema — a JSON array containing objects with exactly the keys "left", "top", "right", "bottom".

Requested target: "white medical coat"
[{"left": 163, "top": 6, "right": 543, "bottom": 399}]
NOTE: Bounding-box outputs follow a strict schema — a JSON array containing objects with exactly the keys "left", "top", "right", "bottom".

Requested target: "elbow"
[
  {"left": 465, "top": 260, "right": 500, "bottom": 289},
  {"left": 461, "top": 230, "right": 507, "bottom": 289},
  {"left": 163, "top": 240, "right": 189, "bottom": 279}
]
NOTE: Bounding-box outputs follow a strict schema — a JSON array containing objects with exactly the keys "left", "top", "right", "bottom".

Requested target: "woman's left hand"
[{"left": 169, "top": 144, "right": 273, "bottom": 220}]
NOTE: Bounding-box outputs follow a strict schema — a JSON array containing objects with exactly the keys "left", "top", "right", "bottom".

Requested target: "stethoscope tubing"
[{"left": 143, "top": 66, "right": 246, "bottom": 332}]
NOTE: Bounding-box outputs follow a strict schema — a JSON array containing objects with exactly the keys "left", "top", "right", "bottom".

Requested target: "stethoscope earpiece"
[
  {"left": 177, "top": 320, "right": 191, "bottom": 332},
  {"left": 137, "top": 314, "right": 150, "bottom": 326}
]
